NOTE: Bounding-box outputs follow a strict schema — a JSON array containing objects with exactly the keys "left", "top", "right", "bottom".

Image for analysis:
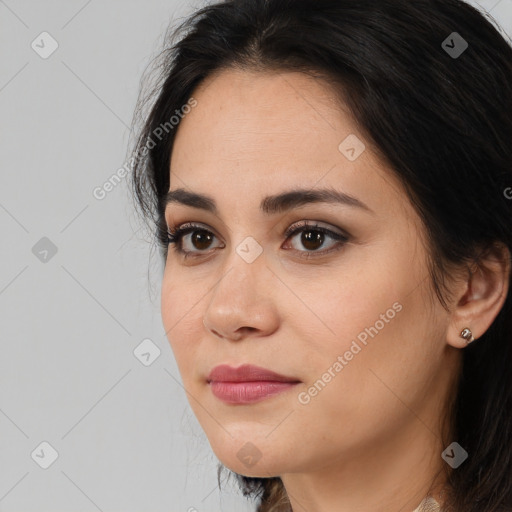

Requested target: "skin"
[{"left": 161, "top": 68, "right": 510, "bottom": 512}]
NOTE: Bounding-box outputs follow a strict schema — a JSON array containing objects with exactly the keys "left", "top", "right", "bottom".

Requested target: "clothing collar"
[{"left": 412, "top": 496, "right": 441, "bottom": 512}]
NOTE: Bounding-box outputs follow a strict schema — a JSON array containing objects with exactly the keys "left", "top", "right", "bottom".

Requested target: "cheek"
[
  {"left": 283, "top": 251, "right": 405, "bottom": 361},
  {"left": 161, "top": 274, "right": 178, "bottom": 322},
  {"left": 161, "top": 264, "right": 204, "bottom": 327},
  {"left": 318, "top": 236, "right": 427, "bottom": 352},
  {"left": 161, "top": 272, "right": 203, "bottom": 375},
  {"left": 161, "top": 274, "right": 179, "bottom": 336},
  {"left": 287, "top": 245, "right": 434, "bottom": 398}
]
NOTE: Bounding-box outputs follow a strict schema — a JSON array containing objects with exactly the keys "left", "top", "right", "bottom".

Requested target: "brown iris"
[
  {"left": 191, "top": 230, "right": 214, "bottom": 250},
  {"left": 301, "top": 230, "right": 324, "bottom": 251}
]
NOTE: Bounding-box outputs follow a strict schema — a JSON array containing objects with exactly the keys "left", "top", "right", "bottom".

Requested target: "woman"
[{"left": 129, "top": 0, "right": 512, "bottom": 510}]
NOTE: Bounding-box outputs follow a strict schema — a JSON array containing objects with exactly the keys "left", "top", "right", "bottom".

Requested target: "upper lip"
[{"left": 206, "top": 364, "right": 301, "bottom": 383}]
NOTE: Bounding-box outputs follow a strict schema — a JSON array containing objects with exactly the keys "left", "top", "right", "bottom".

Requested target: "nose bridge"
[
  {"left": 212, "top": 238, "right": 267, "bottom": 304},
  {"left": 202, "top": 239, "right": 278, "bottom": 338}
]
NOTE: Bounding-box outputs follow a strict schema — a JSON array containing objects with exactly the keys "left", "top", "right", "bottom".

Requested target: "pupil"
[
  {"left": 302, "top": 230, "right": 324, "bottom": 250},
  {"left": 193, "top": 230, "right": 213, "bottom": 250}
]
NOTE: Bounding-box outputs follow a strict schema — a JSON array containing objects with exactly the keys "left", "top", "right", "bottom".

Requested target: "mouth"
[
  {"left": 206, "top": 364, "right": 301, "bottom": 405},
  {"left": 206, "top": 363, "right": 300, "bottom": 383},
  {"left": 208, "top": 381, "right": 300, "bottom": 404}
]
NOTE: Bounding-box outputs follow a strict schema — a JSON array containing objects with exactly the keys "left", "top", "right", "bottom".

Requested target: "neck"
[{"left": 281, "top": 418, "right": 448, "bottom": 512}]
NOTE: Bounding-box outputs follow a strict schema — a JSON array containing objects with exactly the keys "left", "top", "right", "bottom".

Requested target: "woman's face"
[{"left": 161, "top": 68, "right": 456, "bottom": 478}]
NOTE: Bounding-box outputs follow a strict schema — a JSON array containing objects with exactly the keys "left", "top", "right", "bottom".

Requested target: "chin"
[
  {"left": 217, "top": 456, "right": 283, "bottom": 479},
  {"left": 207, "top": 436, "right": 291, "bottom": 478}
]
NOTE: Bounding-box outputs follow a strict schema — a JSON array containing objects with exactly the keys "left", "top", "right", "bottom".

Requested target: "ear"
[{"left": 447, "top": 242, "right": 511, "bottom": 349}]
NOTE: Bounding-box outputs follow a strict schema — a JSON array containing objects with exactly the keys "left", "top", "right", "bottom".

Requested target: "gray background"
[{"left": 0, "top": 1, "right": 510, "bottom": 511}]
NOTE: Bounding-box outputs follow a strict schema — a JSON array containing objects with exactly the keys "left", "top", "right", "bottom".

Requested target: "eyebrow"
[{"left": 163, "top": 187, "right": 374, "bottom": 215}]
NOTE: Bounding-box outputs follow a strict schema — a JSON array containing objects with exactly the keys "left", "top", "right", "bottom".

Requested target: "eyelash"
[{"left": 166, "top": 221, "right": 349, "bottom": 260}]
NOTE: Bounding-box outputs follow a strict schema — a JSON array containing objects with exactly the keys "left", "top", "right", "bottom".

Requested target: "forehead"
[
  {"left": 168, "top": 68, "right": 406, "bottom": 218},
  {"left": 172, "top": 68, "right": 349, "bottom": 158}
]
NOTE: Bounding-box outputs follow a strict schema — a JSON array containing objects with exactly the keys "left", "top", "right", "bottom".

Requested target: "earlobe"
[
  {"left": 446, "top": 243, "right": 511, "bottom": 350},
  {"left": 459, "top": 327, "right": 475, "bottom": 345}
]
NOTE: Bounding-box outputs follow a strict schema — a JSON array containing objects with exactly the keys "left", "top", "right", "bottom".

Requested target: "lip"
[
  {"left": 207, "top": 364, "right": 300, "bottom": 383},
  {"left": 206, "top": 364, "right": 301, "bottom": 405}
]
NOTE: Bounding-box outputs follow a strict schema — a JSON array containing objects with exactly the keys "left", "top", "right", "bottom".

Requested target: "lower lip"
[{"left": 209, "top": 381, "right": 299, "bottom": 404}]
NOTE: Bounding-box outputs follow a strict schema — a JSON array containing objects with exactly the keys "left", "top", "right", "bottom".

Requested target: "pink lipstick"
[{"left": 206, "top": 364, "right": 300, "bottom": 404}]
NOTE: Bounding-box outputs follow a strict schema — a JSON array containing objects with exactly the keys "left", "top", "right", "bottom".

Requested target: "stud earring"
[{"left": 460, "top": 327, "right": 475, "bottom": 344}]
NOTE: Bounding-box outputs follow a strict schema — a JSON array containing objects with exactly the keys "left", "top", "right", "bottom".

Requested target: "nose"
[
  {"left": 203, "top": 316, "right": 257, "bottom": 341},
  {"left": 202, "top": 254, "right": 280, "bottom": 342}
]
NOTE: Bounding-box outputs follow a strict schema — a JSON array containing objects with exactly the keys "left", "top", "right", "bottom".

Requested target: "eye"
[
  {"left": 166, "top": 221, "right": 349, "bottom": 259},
  {"left": 282, "top": 221, "right": 349, "bottom": 259},
  {"left": 167, "top": 222, "right": 223, "bottom": 257}
]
